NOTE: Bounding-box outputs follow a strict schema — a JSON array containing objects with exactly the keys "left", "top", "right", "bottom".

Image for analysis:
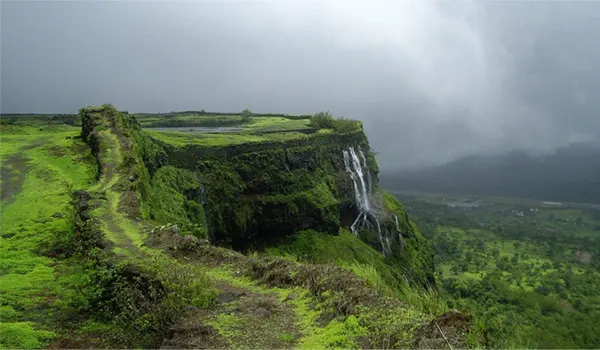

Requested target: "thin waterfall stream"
[{"left": 343, "top": 146, "right": 392, "bottom": 255}]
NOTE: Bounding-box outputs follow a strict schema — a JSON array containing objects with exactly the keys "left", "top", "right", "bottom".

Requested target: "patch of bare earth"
[
  {"left": 0, "top": 153, "right": 28, "bottom": 203},
  {"left": 414, "top": 310, "right": 472, "bottom": 349},
  {"left": 162, "top": 281, "right": 299, "bottom": 349},
  {"left": 575, "top": 250, "right": 593, "bottom": 264}
]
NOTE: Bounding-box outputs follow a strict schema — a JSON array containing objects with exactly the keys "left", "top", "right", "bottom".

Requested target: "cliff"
[
  {"left": 67, "top": 105, "right": 460, "bottom": 348},
  {"left": 0, "top": 105, "right": 475, "bottom": 350},
  {"left": 126, "top": 112, "right": 435, "bottom": 288}
]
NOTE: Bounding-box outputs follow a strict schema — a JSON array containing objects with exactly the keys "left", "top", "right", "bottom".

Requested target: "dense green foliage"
[
  {"left": 400, "top": 193, "right": 600, "bottom": 348},
  {"left": 309, "top": 111, "right": 362, "bottom": 133}
]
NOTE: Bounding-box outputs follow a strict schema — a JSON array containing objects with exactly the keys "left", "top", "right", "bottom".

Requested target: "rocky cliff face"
[
  {"left": 160, "top": 131, "right": 371, "bottom": 249},
  {"left": 80, "top": 106, "right": 434, "bottom": 287}
]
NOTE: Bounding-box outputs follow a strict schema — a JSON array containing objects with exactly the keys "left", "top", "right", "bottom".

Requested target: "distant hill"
[{"left": 380, "top": 142, "right": 600, "bottom": 204}]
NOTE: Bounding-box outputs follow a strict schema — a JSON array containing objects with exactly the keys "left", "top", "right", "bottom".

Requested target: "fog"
[{"left": 2, "top": 1, "right": 599, "bottom": 170}]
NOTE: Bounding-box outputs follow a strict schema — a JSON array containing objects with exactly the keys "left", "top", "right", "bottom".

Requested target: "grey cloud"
[{"left": 1, "top": 1, "right": 599, "bottom": 170}]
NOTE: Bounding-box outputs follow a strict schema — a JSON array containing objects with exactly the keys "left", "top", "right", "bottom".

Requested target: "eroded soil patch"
[
  {"left": 0, "top": 153, "right": 28, "bottom": 203},
  {"left": 163, "top": 281, "right": 299, "bottom": 349}
]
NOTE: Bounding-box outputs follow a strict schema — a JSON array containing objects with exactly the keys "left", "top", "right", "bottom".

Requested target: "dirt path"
[
  {"left": 91, "top": 129, "right": 146, "bottom": 258},
  {"left": 0, "top": 139, "right": 48, "bottom": 204},
  {"left": 162, "top": 280, "right": 300, "bottom": 349},
  {"left": 0, "top": 153, "right": 28, "bottom": 203}
]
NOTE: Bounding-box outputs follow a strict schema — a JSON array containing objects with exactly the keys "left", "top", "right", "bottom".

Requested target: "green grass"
[
  {"left": 291, "top": 292, "right": 366, "bottom": 349},
  {"left": 336, "top": 260, "right": 395, "bottom": 297},
  {"left": 0, "top": 322, "right": 55, "bottom": 349},
  {"left": 245, "top": 117, "right": 310, "bottom": 131},
  {"left": 265, "top": 229, "right": 407, "bottom": 295},
  {"left": 146, "top": 129, "right": 310, "bottom": 147},
  {"left": 1, "top": 109, "right": 458, "bottom": 349},
  {"left": 0, "top": 126, "right": 96, "bottom": 348},
  {"left": 278, "top": 332, "right": 296, "bottom": 343},
  {"left": 140, "top": 113, "right": 315, "bottom": 147}
]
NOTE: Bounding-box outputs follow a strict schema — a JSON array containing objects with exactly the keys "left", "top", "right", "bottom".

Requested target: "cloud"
[{"left": 1, "top": 1, "right": 599, "bottom": 170}]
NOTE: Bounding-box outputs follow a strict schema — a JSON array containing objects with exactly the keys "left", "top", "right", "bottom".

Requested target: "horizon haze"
[{"left": 2, "top": 1, "right": 599, "bottom": 170}]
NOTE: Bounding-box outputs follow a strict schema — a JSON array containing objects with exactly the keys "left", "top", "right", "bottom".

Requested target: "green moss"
[
  {"left": 266, "top": 229, "right": 406, "bottom": 292},
  {"left": 211, "top": 314, "right": 244, "bottom": 339},
  {"left": 291, "top": 291, "right": 367, "bottom": 349},
  {"left": 278, "top": 332, "right": 296, "bottom": 343},
  {"left": 0, "top": 306, "right": 18, "bottom": 320},
  {"left": 0, "top": 126, "right": 96, "bottom": 348},
  {"left": 145, "top": 165, "right": 206, "bottom": 228},
  {"left": 0, "top": 323, "right": 55, "bottom": 349}
]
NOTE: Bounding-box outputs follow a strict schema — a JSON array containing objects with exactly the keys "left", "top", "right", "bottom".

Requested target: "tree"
[
  {"left": 241, "top": 109, "right": 253, "bottom": 122},
  {"left": 309, "top": 111, "right": 334, "bottom": 128}
]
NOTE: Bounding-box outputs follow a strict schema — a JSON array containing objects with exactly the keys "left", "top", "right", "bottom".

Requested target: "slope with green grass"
[
  {"left": 0, "top": 105, "right": 472, "bottom": 349},
  {"left": 0, "top": 125, "right": 96, "bottom": 348}
]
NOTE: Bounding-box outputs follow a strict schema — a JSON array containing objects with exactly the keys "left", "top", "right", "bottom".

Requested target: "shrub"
[
  {"left": 0, "top": 322, "right": 55, "bottom": 349},
  {"left": 241, "top": 109, "right": 253, "bottom": 122},
  {"left": 309, "top": 111, "right": 335, "bottom": 129},
  {"left": 332, "top": 118, "right": 360, "bottom": 133},
  {"left": 309, "top": 112, "right": 360, "bottom": 133}
]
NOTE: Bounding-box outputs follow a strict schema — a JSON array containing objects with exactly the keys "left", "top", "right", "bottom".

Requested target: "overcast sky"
[{"left": 2, "top": 1, "right": 599, "bottom": 170}]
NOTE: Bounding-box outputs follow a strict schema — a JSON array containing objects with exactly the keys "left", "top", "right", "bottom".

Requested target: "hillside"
[
  {"left": 381, "top": 145, "right": 600, "bottom": 204},
  {"left": 0, "top": 106, "right": 474, "bottom": 349}
]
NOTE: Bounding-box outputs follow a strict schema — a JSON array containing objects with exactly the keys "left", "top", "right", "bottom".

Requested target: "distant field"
[
  {"left": 141, "top": 113, "right": 324, "bottom": 146},
  {"left": 390, "top": 189, "right": 600, "bottom": 209},
  {"left": 1, "top": 112, "right": 320, "bottom": 147},
  {"left": 146, "top": 129, "right": 314, "bottom": 146}
]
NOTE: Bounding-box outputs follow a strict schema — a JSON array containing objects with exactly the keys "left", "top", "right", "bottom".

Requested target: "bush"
[
  {"left": 309, "top": 111, "right": 335, "bottom": 129},
  {"left": 332, "top": 118, "right": 360, "bottom": 133},
  {"left": 241, "top": 109, "right": 253, "bottom": 122},
  {"left": 309, "top": 112, "right": 360, "bottom": 133},
  {"left": 0, "top": 322, "right": 55, "bottom": 349},
  {"left": 66, "top": 258, "right": 217, "bottom": 348}
]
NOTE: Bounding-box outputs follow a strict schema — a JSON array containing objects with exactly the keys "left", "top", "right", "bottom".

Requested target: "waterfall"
[
  {"left": 194, "top": 171, "right": 206, "bottom": 205},
  {"left": 394, "top": 214, "right": 404, "bottom": 250},
  {"left": 343, "top": 146, "right": 390, "bottom": 256}
]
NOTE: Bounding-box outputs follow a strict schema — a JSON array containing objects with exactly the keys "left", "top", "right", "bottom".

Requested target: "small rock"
[
  {"left": 129, "top": 175, "right": 135, "bottom": 182},
  {"left": 166, "top": 324, "right": 217, "bottom": 339},
  {"left": 199, "top": 239, "right": 210, "bottom": 245},
  {"left": 179, "top": 235, "right": 199, "bottom": 250},
  {"left": 218, "top": 292, "right": 238, "bottom": 304},
  {"left": 285, "top": 293, "right": 297, "bottom": 301},
  {"left": 51, "top": 212, "right": 64, "bottom": 218},
  {"left": 184, "top": 305, "right": 198, "bottom": 311},
  {"left": 252, "top": 307, "right": 272, "bottom": 318}
]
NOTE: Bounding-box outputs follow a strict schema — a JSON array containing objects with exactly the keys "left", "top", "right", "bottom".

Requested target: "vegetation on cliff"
[{"left": 0, "top": 106, "right": 472, "bottom": 349}]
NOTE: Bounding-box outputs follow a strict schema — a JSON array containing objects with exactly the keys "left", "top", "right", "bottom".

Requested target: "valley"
[{"left": 395, "top": 192, "right": 600, "bottom": 348}]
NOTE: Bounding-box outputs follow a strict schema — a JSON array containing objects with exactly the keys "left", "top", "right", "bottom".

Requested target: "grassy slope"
[
  {"left": 0, "top": 126, "right": 95, "bottom": 348},
  {"left": 1, "top": 109, "right": 467, "bottom": 349}
]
